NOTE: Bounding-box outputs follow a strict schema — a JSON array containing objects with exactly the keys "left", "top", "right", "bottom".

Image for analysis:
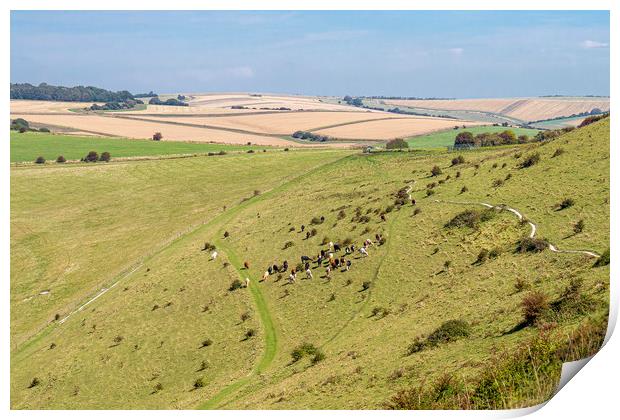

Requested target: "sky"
[{"left": 10, "top": 10, "right": 610, "bottom": 98}]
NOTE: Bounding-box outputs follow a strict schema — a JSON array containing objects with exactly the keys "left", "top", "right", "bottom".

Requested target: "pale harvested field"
[
  {"left": 187, "top": 93, "right": 362, "bottom": 112},
  {"left": 384, "top": 97, "right": 610, "bottom": 122},
  {"left": 314, "top": 117, "right": 481, "bottom": 140},
  {"left": 10, "top": 114, "right": 297, "bottom": 146},
  {"left": 128, "top": 111, "right": 405, "bottom": 135},
  {"left": 11, "top": 100, "right": 101, "bottom": 114}
]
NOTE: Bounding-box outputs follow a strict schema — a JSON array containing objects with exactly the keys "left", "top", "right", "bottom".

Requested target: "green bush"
[
  {"left": 445, "top": 209, "right": 495, "bottom": 229},
  {"left": 84, "top": 151, "right": 99, "bottom": 162},
  {"left": 34, "top": 156, "right": 45, "bottom": 164},
  {"left": 516, "top": 237, "right": 549, "bottom": 253},
  {"left": 291, "top": 342, "right": 325, "bottom": 364},
  {"left": 386, "top": 138, "right": 409, "bottom": 149},
  {"left": 99, "top": 151, "right": 111, "bottom": 162},
  {"left": 407, "top": 320, "right": 471, "bottom": 354},
  {"left": 519, "top": 152, "right": 540, "bottom": 168},
  {"left": 451, "top": 155, "right": 465, "bottom": 166},
  {"left": 557, "top": 198, "right": 575, "bottom": 210},
  {"left": 593, "top": 248, "right": 610, "bottom": 267},
  {"left": 521, "top": 291, "right": 549, "bottom": 324},
  {"left": 229, "top": 280, "right": 243, "bottom": 291},
  {"left": 431, "top": 165, "right": 443, "bottom": 176},
  {"left": 56, "top": 155, "right": 66, "bottom": 163}
]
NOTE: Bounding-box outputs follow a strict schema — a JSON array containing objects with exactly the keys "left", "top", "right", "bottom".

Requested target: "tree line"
[{"left": 11, "top": 83, "right": 134, "bottom": 102}]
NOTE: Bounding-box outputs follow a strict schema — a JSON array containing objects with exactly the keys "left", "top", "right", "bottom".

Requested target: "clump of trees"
[
  {"left": 81, "top": 151, "right": 111, "bottom": 162},
  {"left": 578, "top": 113, "right": 609, "bottom": 128},
  {"left": 11, "top": 82, "right": 134, "bottom": 102},
  {"left": 88, "top": 99, "right": 143, "bottom": 111},
  {"left": 291, "top": 131, "right": 330, "bottom": 142},
  {"left": 152, "top": 132, "right": 163, "bottom": 141},
  {"left": 454, "top": 130, "right": 527, "bottom": 149},
  {"left": 10, "top": 118, "right": 50, "bottom": 133},
  {"left": 148, "top": 97, "right": 189, "bottom": 106},
  {"left": 133, "top": 91, "right": 157, "bottom": 98},
  {"left": 386, "top": 138, "right": 409, "bottom": 149}
]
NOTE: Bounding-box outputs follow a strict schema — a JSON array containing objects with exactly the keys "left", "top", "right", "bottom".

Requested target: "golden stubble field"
[{"left": 314, "top": 117, "right": 481, "bottom": 140}]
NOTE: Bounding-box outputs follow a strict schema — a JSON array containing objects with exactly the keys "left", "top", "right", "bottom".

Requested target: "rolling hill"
[{"left": 10, "top": 117, "right": 609, "bottom": 409}]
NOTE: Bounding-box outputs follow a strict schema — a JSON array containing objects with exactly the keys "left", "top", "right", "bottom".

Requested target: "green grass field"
[
  {"left": 406, "top": 125, "right": 541, "bottom": 149},
  {"left": 10, "top": 119, "right": 609, "bottom": 409},
  {"left": 10, "top": 131, "right": 272, "bottom": 163}
]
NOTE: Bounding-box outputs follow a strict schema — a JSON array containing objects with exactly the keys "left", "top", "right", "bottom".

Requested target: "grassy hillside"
[
  {"left": 10, "top": 119, "right": 609, "bottom": 409},
  {"left": 10, "top": 131, "right": 270, "bottom": 163},
  {"left": 406, "top": 125, "right": 540, "bottom": 149}
]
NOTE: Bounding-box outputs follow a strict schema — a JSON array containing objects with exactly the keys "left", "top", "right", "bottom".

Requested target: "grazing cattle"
[
  {"left": 301, "top": 225, "right": 305, "bottom": 232},
  {"left": 211, "top": 251, "right": 218, "bottom": 260},
  {"left": 364, "top": 238, "right": 375, "bottom": 247},
  {"left": 344, "top": 246, "right": 351, "bottom": 254},
  {"left": 306, "top": 268, "right": 313, "bottom": 279},
  {"left": 244, "top": 261, "right": 250, "bottom": 270},
  {"left": 328, "top": 252, "right": 334, "bottom": 260},
  {"left": 375, "top": 234, "right": 382, "bottom": 242},
  {"left": 272, "top": 264, "right": 279, "bottom": 273},
  {"left": 340, "top": 257, "right": 345, "bottom": 266},
  {"left": 245, "top": 277, "right": 250, "bottom": 288},
  {"left": 411, "top": 198, "right": 416, "bottom": 206},
  {"left": 267, "top": 266, "right": 273, "bottom": 275},
  {"left": 346, "top": 260, "right": 352, "bottom": 271},
  {"left": 301, "top": 255, "right": 311, "bottom": 263},
  {"left": 288, "top": 273, "right": 296, "bottom": 284},
  {"left": 320, "top": 216, "right": 325, "bottom": 223},
  {"left": 381, "top": 214, "right": 386, "bottom": 222},
  {"left": 304, "top": 262, "right": 310, "bottom": 270},
  {"left": 325, "top": 266, "right": 331, "bottom": 279},
  {"left": 328, "top": 241, "right": 334, "bottom": 250},
  {"left": 261, "top": 271, "right": 269, "bottom": 282},
  {"left": 320, "top": 250, "right": 326, "bottom": 258},
  {"left": 306, "top": 232, "right": 311, "bottom": 239},
  {"left": 282, "top": 261, "right": 289, "bottom": 272},
  {"left": 333, "top": 243, "right": 341, "bottom": 252},
  {"left": 359, "top": 247, "right": 369, "bottom": 257}
]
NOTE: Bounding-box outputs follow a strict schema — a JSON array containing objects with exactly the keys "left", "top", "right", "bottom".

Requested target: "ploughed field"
[
  {"left": 10, "top": 118, "right": 609, "bottom": 409},
  {"left": 383, "top": 97, "right": 609, "bottom": 123}
]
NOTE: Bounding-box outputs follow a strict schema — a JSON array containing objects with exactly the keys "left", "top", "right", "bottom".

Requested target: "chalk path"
[{"left": 436, "top": 200, "right": 600, "bottom": 258}]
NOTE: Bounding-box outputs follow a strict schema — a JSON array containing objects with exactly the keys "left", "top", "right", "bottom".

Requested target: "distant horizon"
[
  {"left": 9, "top": 81, "right": 611, "bottom": 101},
  {"left": 11, "top": 10, "right": 610, "bottom": 98}
]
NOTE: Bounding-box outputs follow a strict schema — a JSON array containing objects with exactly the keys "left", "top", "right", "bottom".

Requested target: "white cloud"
[
  {"left": 580, "top": 40, "right": 609, "bottom": 49},
  {"left": 448, "top": 47, "right": 464, "bottom": 56}
]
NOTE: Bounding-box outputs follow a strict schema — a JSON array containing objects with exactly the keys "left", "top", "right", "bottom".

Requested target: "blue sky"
[{"left": 10, "top": 11, "right": 610, "bottom": 98}]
